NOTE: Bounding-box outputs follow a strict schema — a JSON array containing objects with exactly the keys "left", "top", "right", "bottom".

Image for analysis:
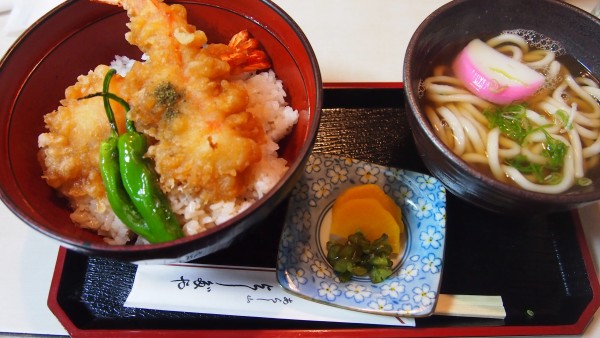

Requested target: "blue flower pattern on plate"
[{"left": 276, "top": 153, "right": 446, "bottom": 317}]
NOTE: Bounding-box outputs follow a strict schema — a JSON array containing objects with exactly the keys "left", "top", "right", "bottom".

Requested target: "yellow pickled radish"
[
  {"left": 333, "top": 184, "right": 403, "bottom": 229},
  {"left": 330, "top": 198, "right": 402, "bottom": 253}
]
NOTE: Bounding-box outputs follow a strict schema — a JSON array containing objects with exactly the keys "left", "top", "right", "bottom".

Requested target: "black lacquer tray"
[{"left": 48, "top": 86, "right": 600, "bottom": 337}]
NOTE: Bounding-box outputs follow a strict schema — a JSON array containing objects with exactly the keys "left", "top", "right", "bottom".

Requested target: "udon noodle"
[{"left": 420, "top": 31, "right": 600, "bottom": 194}]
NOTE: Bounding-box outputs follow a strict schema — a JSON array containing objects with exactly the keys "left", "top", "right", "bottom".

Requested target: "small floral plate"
[{"left": 276, "top": 153, "right": 447, "bottom": 317}]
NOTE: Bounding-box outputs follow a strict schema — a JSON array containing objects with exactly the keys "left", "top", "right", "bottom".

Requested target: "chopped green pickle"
[
  {"left": 326, "top": 232, "right": 394, "bottom": 283},
  {"left": 370, "top": 267, "right": 393, "bottom": 284}
]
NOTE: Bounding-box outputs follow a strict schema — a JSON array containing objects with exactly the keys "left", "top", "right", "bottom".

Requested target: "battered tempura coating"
[
  {"left": 38, "top": 65, "right": 133, "bottom": 240},
  {"left": 109, "top": 0, "right": 268, "bottom": 204},
  {"left": 38, "top": 65, "right": 126, "bottom": 202}
]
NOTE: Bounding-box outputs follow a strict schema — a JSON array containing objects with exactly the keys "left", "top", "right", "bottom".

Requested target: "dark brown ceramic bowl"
[
  {"left": 0, "top": 0, "right": 322, "bottom": 262},
  {"left": 404, "top": 0, "right": 600, "bottom": 214}
]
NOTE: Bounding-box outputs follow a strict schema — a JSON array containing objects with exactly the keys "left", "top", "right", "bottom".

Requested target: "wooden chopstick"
[{"left": 433, "top": 294, "right": 506, "bottom": 319}]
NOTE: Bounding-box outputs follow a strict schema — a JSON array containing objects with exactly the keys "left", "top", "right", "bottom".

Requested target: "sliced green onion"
[{"left": 577, "top": 177, "right": 592, "bottom": 187}]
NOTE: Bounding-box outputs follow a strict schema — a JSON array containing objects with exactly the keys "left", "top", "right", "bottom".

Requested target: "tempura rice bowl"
[{"left": 0, "top": 0, "right": 322, "bottom": 262}]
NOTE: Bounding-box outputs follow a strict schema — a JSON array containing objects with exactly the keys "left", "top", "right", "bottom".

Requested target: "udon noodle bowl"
[{"left": 420, "top": 30, "right": 600, "bottom": 194}]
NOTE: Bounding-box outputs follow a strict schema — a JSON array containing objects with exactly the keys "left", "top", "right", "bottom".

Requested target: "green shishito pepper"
[
  {"left": 81, "top": 69, "right": 183, "bottom": 243},
  {"left": 118, "top": 122, "right": 184, "bottom": 242}
]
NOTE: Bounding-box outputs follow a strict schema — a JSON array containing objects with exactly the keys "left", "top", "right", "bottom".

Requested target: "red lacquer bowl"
[{"left": 0, "top": 0, "right": 322, "bottom": 262}]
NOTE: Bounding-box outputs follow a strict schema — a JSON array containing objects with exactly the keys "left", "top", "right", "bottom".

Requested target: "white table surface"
[{"left": 0, "top": 0, "right": 599, "bottom": 336}]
